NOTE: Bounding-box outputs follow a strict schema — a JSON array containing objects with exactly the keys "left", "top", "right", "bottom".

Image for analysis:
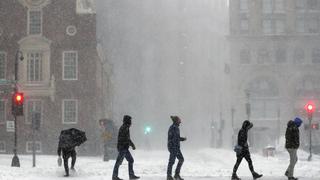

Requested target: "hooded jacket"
[
  {"left": 168, "top": 117, "right": 185, "bottom": 151},
  {"left": 285, "top": 120, "right": 300, "bottom": 149},
  {"left": 117, "top": 116, "right": 135, "bottom": 151},
  {"left": 237, "top": 120, "right": 253, "bottom": 150}
]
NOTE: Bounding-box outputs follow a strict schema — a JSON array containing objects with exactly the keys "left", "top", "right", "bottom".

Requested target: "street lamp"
[{"left": 11, "top": 50, "right": 24, "bottom": 167}]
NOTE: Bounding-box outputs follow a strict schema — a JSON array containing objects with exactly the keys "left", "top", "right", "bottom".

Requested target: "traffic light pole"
[
  {"left": 308, "top": 113, "right": 313, "bottom": 161},
  {"left": 11, "top": 50, "right": 23, "bottom": 167}
]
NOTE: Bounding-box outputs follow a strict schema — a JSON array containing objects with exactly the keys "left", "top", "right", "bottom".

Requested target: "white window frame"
[
  {"left": 62, "top": 99, "right": 78, "bottom": 124},
  {"left": 0, "top": 141, "right": 6, "bottom": 153},
  {"left": 0, "top": 52, "right": 6, "bottom": 80},
  {"left": 0, "top": 100, "right": 6, "bottom": 124},
  {"left": 26, "top": 141, "right": 42, "bottom": 153},
  {"left": 62, "top": 51, "right": 78, "bottom": 80},
  {"left": 26, "top": 99, "right": 42, "bottom": 124},
  {"left": 27, "top": 9, "right": 42, "bottom": 35},
  {"left": 26, "top": 51, "right": 43, "bottom": 83}
]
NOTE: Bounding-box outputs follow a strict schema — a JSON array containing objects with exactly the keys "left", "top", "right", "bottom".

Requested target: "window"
[
  {"left": 258, "top": 49, "right": 271, "bottom": 64},
  {"left": 293, "top": 48, "right": 305, "bottom": 64},
  {"left": 27, "top": 52, "right": 43, "bottom": 82},
  {"left": 307, "top": 18, "right": 318, "bottom": 33},
  {"left": 275, "top": 48, "right": 286, "bottom": 63},
  {"left": 0, "top": 101, "right": 5, "bottom": 123},
  {"left": 275, "top": 19, "right": 285, "bottom": 34},
  {"left": 312, "top": 48, "right": 320, "bottom": 63},
  {"left": 28, "top": 10, "right": 42, "bottom": 35},
  {"left": 262, "top": 0, "right": 273, "bottom": 13},
  {"left": 0, "top": 52, "right": 6, "bottom": 79},
  {"left": 26, "top": 100, "right": 42, "bottom": 124},
  {"left": 296, "top": 17, "right": 305, "bottom": 33},
  {"left": 0, "top": 141, "right": 5, "bottom": 153},
  {"left": 240, "top": 19, "right": 249, "bottom": 33},
  {"left": 63, "top": 51, "right": 78, "bottom": 80},
  {"left": 240, "top": 49, "right": 251, "bottom": 64},
  {"left": 296, "top": 0, "right": 305, "bottom": 10},
  {"left": 240, "top": 0, "right": 249, "bottom": 12},
  {"left": 263, "top": 19, "right": 273, "bottom": 34},
  {"left": 63, "top": 99, "right": 78, "bottom": 124},
  {"left": 26, "top": 141, "right": 42, "bottom": 153},
  {"left": 274, "top": 0, "right": 285, "bottom": 12}
]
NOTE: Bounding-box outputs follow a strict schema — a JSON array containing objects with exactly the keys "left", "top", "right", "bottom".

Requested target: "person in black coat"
[
  {"left": 285, "top": 117, "right": 302, "bottom": 180},
  {"left": 57, "top": 146, "right": 76, "bottom": 177},
  {"left": 232, "top": 120, "right": 262, "bottom": 180},
  {"left": 112, "top": 115, "right": 140, "bottom": 180},
  {"left": 167, "top": 116, "right": 187, "bottom": 180}
]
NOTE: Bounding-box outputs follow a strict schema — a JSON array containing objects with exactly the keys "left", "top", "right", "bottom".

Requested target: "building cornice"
[{"left": 18, "top": 0, "right": 51, "bottom": 9}]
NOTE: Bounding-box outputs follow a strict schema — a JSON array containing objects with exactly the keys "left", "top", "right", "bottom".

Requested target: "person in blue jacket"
[{"left": 167, "top": 116, "right": 187, "bottom": 180}]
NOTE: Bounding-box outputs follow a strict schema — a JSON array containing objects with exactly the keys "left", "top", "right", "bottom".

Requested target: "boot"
[
  {"left": 167, "top": 175, "right": 174, "bottom": 180},
  {"left": 129, "top": 175, "right": 140, "bottom": 180},
  {"left": 174, "top": 174, "right": 184, "bottom": 180},
  {"left": 285, "top": 171, "right": 289, "bottom": 177},
  {"left": 231, "top": 173, "right": 241, "bottom": 180},
  {"left": 288, "top": 177, "right": 298, "bottom": 180},
  {"left": 112, "top": 176, "right": 123, "bottom": 180},
  {"left": 252, "top": 172, "right": 263, "bottom": 179}
]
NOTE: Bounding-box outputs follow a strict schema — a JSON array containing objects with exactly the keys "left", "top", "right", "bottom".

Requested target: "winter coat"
[
  {"left": 167, "top": 123, "right": 185, "bottom": 151},
  {"left": 237, "top": 121, "right": 253, "bottom": 150},
  {"left": 285, "top": 120, "right": 300, "bottom": 149},
  {"left": 117, "top": 124, "right": 134, "bottom": 151}
]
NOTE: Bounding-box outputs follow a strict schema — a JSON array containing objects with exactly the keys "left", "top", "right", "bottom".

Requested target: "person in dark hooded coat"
[
  {"left": 285, "top": 117, "right": 302, "bottom": 180},
  {"left": 167, "top": 116, "right": 187, "bottom": 180},
  {"left": 112, "top": 115, "right": 140, "bottom": 180},
  {"left": 231, "top": 120, "right": 262, "bottom": 180}
]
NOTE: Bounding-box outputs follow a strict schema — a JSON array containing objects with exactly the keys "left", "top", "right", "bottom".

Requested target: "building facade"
[
  {"left": 228, "top": 0, "right": 320, "bottom": 150},
  {"left": 0, "top": 0, "right": 107, "bottom": 155}
]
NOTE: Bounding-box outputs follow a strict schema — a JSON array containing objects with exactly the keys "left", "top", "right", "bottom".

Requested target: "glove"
[
  {"left": 132, "top": 144, "right": 136, "bottom": 150},
  {"left": 181, "top": 137, "right": 187, "bottom": 141},
  {"left": 57, "top": 157, "right": 62, "bottom": 167}
]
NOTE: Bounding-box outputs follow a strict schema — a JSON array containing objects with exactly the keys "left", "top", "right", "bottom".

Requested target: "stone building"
[
  {"left": 0, "top": 0, "right": 108, "bottom": 155},
  {"left": 228, "top": 0, "right": 320, "bottom": 150}
]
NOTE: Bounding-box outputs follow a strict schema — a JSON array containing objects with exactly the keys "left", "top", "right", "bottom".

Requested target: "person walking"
[
  {"left": 57, "top": 146, "right": 77, "bottom": 177},
  {"left": 232, "top": 120, "right": 262, "bottom": 180},
  {"left": 167, "top": 116, "right": 187, "bottom": 180},
  {"left": 285, "top": 117, "right": 302, "bottom": 180},
  {"left": 112, "top": 115, "right": 140, "bottom": 180}
]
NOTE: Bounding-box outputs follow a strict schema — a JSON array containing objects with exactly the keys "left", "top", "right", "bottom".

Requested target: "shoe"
[
  {"left": 231, "top": 173, "right": 241, "bottom": 180},
  {"left": 252, "top": 172, "right": 263, "bottom": 179},
  {"left": 288, "top": 177, "right": 298, "bottom": 180},
  {"left": 112, "top": 176, "right": 123, "bottom": 180},
  {"left": 167, "top": 175, "right": 174, "bottom": 180},
  {"left": 174, "top": 174, "right": 184, "bottom": 180},
  {"left": 129, "top": 175, "right": 140, "bottom": 180},
  {"left": 70, "top": 167, "right": 75, "bottom": 171},
  {"left": 64, "top": 174, "right": 69, "bottom": 177},
  {"left": 285, "top": 171, "right": 289, "bottom": 177}
]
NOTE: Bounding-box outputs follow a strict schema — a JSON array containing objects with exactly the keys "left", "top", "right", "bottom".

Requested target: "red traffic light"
[
  {"left": 13, "top": 92, "right": 24, "bottom": 105},
  {"left": 305, "top": 102, "right": 315, "bottom": 113}
]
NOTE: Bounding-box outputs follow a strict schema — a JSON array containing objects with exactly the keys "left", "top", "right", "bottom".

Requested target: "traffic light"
[
  {"left": 305, "top": 102, "right": 315, "bottom": 118},
  {"left": 144, "top": 126, "right": 152, "bottom": 135},
  {"left": 12, "top": 92, "right": 24, "bottom": 116}
]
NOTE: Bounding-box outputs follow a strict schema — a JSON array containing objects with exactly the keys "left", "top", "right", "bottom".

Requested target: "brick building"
[{"left": 0, "top": 0, "right": 107, "bottom": 155}]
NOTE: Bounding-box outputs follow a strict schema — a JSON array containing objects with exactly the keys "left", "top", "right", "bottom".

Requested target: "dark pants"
[
  {"left": 63, "top": 150, "right": 76, "bottom": 176},
  {"left": 167, "top": 149, "right": 184, "bottom": 176},
  {"left": 112, "top": 149, "right": 134, "bottom": 177},
  {"left": 232, "top": 149, "right": 254, "bottom": 174}
]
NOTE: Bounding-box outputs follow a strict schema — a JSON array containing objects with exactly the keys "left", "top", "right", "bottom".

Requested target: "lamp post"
[
  {"left": 11, "top": 50, "right": 23, "bottom": 167},
  {"left": 305, "top": 102, "right": 315, "bottom": 161}
]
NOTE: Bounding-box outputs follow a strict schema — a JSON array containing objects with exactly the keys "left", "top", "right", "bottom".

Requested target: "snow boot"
[
  {"left": 112, "top": 176, "right": 123, "bottom": 180},
  {"left": 174, "top": 174, "right": 184, "bottom": 180},
  {"left": 231, "top": 173, "right": 241, "bottom": 180},
  {"left": 252, "top": 172, "right": 263, "bottom": 179},
  {"left": 167, "top": 176, "right": 174, "bottom": 180},
  {"left": 129, "top": 175, "right": 140, "bottom": 180}
]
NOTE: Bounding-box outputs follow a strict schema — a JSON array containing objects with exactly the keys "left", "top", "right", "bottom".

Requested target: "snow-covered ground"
[{"left": 0, "top": 148, "right": 319, "bottom": 180}]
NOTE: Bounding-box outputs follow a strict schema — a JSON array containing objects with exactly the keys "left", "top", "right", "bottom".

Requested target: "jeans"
[
  {"left": 232, "top": 149, "right": 254, "bottom": 174},
  {"left": 112, "top": 149, "right": 134, "bottom": 177},
  {"left": 286, "top": 148, "right": 298, "bottom": 178},
  {"left": 167, "top": 149, "right": 184, "bottom": 176}
]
